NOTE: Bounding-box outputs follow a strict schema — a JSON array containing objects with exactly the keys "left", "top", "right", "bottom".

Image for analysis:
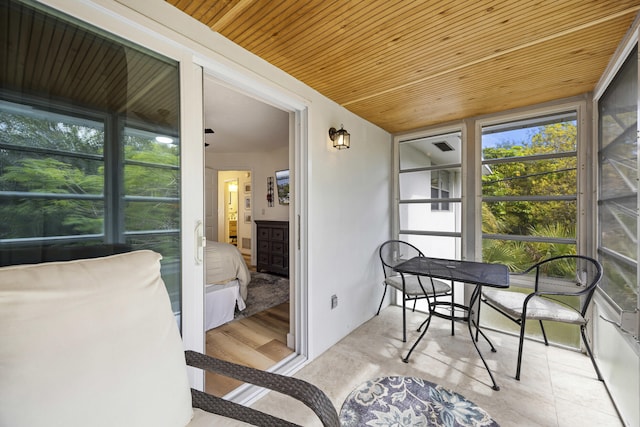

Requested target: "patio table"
[{"left": 393, "top": 256, "right": 509, "bottom": 391}]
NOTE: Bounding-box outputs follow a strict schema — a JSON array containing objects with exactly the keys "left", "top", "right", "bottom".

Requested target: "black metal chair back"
[
  {"left": 379, "top": 239, "right": 424, "bottom": 279},
  {"left": 481, "top": 254, "right": 604, "bottom": 381}
]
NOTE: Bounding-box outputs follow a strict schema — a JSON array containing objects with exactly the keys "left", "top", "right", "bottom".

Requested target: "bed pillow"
[{"left": 0, "top": 250, "right": 193, "bottom": 427}]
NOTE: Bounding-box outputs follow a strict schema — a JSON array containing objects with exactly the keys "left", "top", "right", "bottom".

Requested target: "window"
[
  {"left": 481, "top": 112, "right": 578, "bottom": 271},
  {"left": 0, "top": 0, "right": 182, "bottom": 316},
  {"left": 398, "top": 131, "right": 461, "bottom": 259},
  {"left": 480, "top": 111, "right": 581, "bottom": 346},
  {"left": 396, "top": 130, "right": 462, "bottom": 311},
  {"left": 597, "top": 45, "right": 639, "bottom": 321},
  {"left": 430, "top": 170, "right": 450, "bottom": 211}
]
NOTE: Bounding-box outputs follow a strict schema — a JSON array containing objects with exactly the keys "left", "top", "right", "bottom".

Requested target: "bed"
[{"left": 204, "top": 241, "right": 251, "bottom": 330}]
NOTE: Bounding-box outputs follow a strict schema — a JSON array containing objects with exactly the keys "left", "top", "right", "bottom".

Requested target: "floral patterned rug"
[
  {"left": 234, "top": 272, "right": 288, "bottom": 320},
  {"left": 339, "top": 376, "right": 499, "bottom": 427}
]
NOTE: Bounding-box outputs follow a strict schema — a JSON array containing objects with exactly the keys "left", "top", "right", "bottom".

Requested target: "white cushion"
[
  {"left": 0, "top": 250, "right": 193, "bottom": 427},
  {"left": 483, "top": 289, "right": 585, "bottom": 324},
  {"left": 385, "top": 274, "right": 451, "bottom": 296}
]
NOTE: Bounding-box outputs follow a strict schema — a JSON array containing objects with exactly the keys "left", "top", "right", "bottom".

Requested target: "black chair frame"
[
  {"left": 481, "top": 254, "right": 604, "bottom": 381},
  {"left": 377, "top": 240, "right": 456, "bottom": 342}
]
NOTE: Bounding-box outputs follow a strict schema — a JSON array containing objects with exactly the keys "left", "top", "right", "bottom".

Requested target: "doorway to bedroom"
[{"left": 202, "top": 76, "right": 294, "bottom": 397}]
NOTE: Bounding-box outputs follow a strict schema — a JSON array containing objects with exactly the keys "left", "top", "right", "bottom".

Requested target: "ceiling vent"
[{"left": 433, "top": 141, "right": 454, "bottom": 152}]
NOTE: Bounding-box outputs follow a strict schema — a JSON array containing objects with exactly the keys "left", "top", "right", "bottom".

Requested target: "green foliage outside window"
[
  {"left": 0, "top": 110, "right": 179, "bottom": 242},
  {"left": 482, "top": 122, "right": 577, "bottom": 275}
]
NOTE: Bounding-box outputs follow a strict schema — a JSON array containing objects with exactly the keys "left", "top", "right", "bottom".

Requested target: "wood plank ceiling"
[{"left": 166, "top": 0, "right": 640, "bottom": 134}]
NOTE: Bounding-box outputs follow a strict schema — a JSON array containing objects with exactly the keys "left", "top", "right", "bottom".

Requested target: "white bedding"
[
  {"left": 205, "top": 280, "right": 244, "bottom": 330},
  {"left": 205, "top": 240, "right": 250, "bottom": 301}
]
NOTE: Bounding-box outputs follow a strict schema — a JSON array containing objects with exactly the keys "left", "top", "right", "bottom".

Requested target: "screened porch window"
[
  {"left": 398, "top": 131, "right": 461, "bottom": 258},
  {"left": 597, "top": 45, "right": 639, "bottom": 323},
  {"left": 480, "top": 112, "right": 580, "bottom": 346},
  {"left": 481, "top": 112, "right": 578, "bottom": 269},
  {"left": 397, "top": 131, "right": 462, "bottom": 311}
]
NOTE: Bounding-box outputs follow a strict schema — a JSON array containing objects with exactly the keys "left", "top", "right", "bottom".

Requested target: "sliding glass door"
[{"left": 0, "top": 0, "right": 182, "bottom": 317}]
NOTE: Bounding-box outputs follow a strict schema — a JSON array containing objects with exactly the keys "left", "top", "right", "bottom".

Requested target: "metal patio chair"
[
  {"left": 481, "top": 254, "right": 604, "bottom": 381},
  {"left": 377, "top": 240, "right": 453, "bottom": 342}
]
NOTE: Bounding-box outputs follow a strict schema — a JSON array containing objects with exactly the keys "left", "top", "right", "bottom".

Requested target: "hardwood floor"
[{"left": 205, "top": 301, "right": 293, "bottom": 396}]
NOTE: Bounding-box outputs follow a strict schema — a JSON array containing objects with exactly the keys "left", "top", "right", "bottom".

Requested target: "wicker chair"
[{"left": 0, "top": 249, "right": 339, "bottom": 427}]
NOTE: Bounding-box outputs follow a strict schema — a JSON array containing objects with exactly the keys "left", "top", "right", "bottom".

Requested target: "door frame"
[{"left": 194, "top": 54, "right": 312, "bottom": 396}]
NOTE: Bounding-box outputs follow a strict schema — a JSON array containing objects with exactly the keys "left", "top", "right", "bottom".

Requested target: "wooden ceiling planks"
[
  {"left": 349, "top": 16, "right": 630, "bottom": 133},
  {"left": 165, "top": 0, "right": 640, "bottom": 133}
]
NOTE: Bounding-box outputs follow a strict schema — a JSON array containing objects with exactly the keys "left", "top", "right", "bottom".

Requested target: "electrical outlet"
[{"left": 331, "top": 294, "right": 338, "bottom": 309}]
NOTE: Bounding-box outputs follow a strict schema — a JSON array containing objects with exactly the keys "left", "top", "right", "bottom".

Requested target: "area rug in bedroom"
[{"left": 235, "top": 271, "right": 289, "bottom": 320}]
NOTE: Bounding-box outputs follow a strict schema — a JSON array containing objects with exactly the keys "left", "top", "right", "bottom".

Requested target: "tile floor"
[{"left": 219, "top": 305, "right": 622, "bottom": 426}]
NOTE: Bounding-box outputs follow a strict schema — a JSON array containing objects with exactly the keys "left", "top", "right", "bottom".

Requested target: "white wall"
[
  {"left": 208, "top": 146, "right": 290, "bottom": 223},
  {"left": 207, "top": 146, "right": 290, "bottom": 262},
  {"left": 594, "top": 301, "right": 640, "bottom": 427},
  {"left": 79, "top": 0, "right": 392, "bottom": 360},
  {"left": 307, "top": 119, "right": 391, "bottom": 356}
]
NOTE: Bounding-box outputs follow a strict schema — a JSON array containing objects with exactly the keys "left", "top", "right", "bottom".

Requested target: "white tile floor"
[{"left": 223, "top": 305, "right": 622, "bottom": 426}]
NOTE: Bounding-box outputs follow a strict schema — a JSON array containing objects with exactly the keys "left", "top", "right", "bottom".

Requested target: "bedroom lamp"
[{"left": 329, "top": 125, "right": 350, "bottom": 149}]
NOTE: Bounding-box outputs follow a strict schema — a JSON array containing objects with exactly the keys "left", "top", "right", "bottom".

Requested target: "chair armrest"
[{"left": 185, "top": 350, "right": 340, "bottom": 427}]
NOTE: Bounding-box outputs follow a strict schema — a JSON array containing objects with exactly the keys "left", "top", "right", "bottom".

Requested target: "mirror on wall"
[{"left": 226, "top": 180, "right": 238, "bottom": 245}]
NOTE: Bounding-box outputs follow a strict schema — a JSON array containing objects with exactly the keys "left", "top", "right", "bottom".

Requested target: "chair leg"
[
  {"left": 515, "top": 317, "right": 527, "bottom": 380},
  {"left": 539, "top": 320, "right": 549, "bottom": 346},
  {"left": 475, "top": 287, "right": 481, "bottom": 342},
  {"left": 417, "top": 313, "right": 428, "bottom": 332},
  {"left": 450, "top": 281, "right": 455, "bottom": 336},
  {"left": 376, "top": 285, "right": 387, "bottom": 316},
  {"left": 402, "top": 309, "right": 434, "bottom": 363},
  {"left": 580, "top": 325, "right": 604, "bottom": 381},
  {"left": 402, "top": 293, "right": 407, "bottom": 343}
]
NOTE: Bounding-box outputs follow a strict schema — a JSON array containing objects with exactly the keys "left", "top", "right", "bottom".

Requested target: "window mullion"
[{"left": 103, "top": 114, "right": 122, "bottom": 244}]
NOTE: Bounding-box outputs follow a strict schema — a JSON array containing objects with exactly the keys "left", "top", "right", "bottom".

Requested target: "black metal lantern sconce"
[{"left": 329, "top": 125, "right": 350, "bottom": 149}]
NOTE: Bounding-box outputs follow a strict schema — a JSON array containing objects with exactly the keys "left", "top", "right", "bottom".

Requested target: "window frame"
[
  {"left": 395, "top": 127, "right": 463, "bottom": 241},
  {"left": 430, "top": 169, "right": 451, "bottom": 212},
  {"left": 593, "top": 41, "right": 640, "bottom": 339},
  {"left": 0, "top": 95, "right": 181, "bottom": 247},
  {"left": 480, "top": 111, "right": 579, "bottom": 250},
  {"left": 475, "top": 100, "right": 591, "bottom": 278}
]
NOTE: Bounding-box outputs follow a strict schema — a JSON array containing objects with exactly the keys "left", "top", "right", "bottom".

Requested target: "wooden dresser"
[{"left": 255, "top": 220, "right": 289, "bottom": 277}]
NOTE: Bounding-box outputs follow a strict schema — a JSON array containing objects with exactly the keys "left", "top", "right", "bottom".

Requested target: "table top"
[{"left": 393, "top": 256, "right": 509, "bottom": 288}]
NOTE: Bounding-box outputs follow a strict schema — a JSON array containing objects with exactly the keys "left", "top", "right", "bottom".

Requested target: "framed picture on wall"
[
  {"left": 244, "top": 197, "right": 251, "bottom": 209},
  {"left": 244, "top": 212, "right": 252, "bottom": 223},
  {"left": 275, "top": 169, "right": 289, "bottom": 205},
  {"left": 244, "top": 182, "right": 251, "bottom": 193}
]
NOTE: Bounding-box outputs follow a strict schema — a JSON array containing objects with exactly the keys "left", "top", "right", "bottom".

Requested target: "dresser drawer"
[
  {"left": 271, "top": 227, "right": 286, "bottom": 241},
  {"left": 258, "top": 227, "right": 270, "bottom": 240},
  {"left": 271, "top": 242, "right": 285, "bottom": 254}
]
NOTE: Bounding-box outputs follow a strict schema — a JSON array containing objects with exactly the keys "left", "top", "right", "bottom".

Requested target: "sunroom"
[{"left": 0, "top": 1, "right": 638, "bottom": 426}]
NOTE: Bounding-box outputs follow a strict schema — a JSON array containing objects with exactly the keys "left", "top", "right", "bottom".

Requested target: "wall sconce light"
[{"left": 329, "top": 125, "right": 350, "bottom": 149}]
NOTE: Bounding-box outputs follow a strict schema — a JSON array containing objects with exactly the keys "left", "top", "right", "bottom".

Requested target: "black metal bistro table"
[{"left": 393, "top": 256, "right": 509, "bottom": 391}]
